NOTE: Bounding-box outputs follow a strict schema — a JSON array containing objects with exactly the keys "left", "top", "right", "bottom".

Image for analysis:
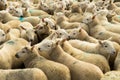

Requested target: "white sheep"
[
  {"left": 0, "top": 10, "right": 40, "bottom": 26},
  {"left": 37, "top": 39, "right": 103, "bottom": 80},
  {"left": 61, "top": 40, "right": 110, "bottom": 73},
  {"left": 0, "top": 38, "right": 28, "bottom": 69},
  {"left": 69, "top": 39, "right": 116, "bottom": 60},
  {"left": 0, "top": 68, "right": 48, "bottom": 80},
  {"left": 82, "top": 15, "right": 120, "bottom": 44},
  {"left": 15, "top": 44, "right": 71, "bottom": 80},
  {"left": 69, "top": 27, "right": 98, "bottom": 43},
  {"left": 55, "top": 12, "right": 89, "bottom": 32},
  {"left": 101, "top": 71, "right": 120, "bottom": 80}
]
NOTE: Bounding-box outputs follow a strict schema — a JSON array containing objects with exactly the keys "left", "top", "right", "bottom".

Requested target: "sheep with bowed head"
[
  {"left": 0, "top": 68, "right": 48, "bottom": 80},
  {"left": 36, "top": 37, "right": 103, "bottom": 80},
  {"left": 15, "top": 43, "right": 71, "bottom": 80}
]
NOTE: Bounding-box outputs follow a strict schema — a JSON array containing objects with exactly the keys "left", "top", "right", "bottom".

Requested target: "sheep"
[
  {"left": 18, "top": 22, "right": 38, "bottom": 44},
  {"left": 55, "top": 12, "right": 89, "bottom": 32},
  {"left": 5, "top": 29, "right": 21, "bottom": 41},
  {"left": 82, "top": 15, "right": 120, "bottom": 44},
  {"left": 0, "top": 0, "right": 7, "bottom": 10},
  {"left": 61, "top": 39, "right": 110, "bottom": 73},
  {"left": 100, "top": 71, "right": 120, "bottom": 80},
  {"left": 0, "top": 20, "right": 21, "bottom": 33},
  {"left": 22, "top": 7, "right": 49, "bottom": 17},
  {"left": 7, "top": 5, "right": 23, "bottom": 17},
  {"left": 0, "top": 38, "right": 28, "bottom": 69},
  {"left": 95, "top": 9, "right": 120, "bottom": 34},
  {"left": 35, "top": 22, "right": 70, "bottom": 41},
  {"left": 111, "top": 14, "right": 120, "bottom": 23},
  {"left": 68, "top": 39, "right": 116, "bottom": 60},
  {"left": 42, "top": 17, "right": 56, "bottom": 29},
  {"left": 69, "top": 27, "right": 98, "bottom": 43},
  {"left": 0, "top": 10, "right": 40, "bottom": 26},
  {"left": 15, "top": 44, "right": 71, "bottom": 80},
  {"left": 0, "top": 68, "right": 48, "bottom": 80},
  {"left": 37, "top": 39, "right": 103, "bottom": 80}
]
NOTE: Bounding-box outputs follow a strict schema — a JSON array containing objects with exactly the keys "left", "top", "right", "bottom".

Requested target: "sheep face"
[
  {"left": 35, "top": 22, "right": 50, "bottom": 34},
  {"left": 56, "top": 29, "right": 70, "bottom": 39},
  {"left": 37, "top": 40, "right": 56, "bottom": 54},
  {"left": 26, "top": 29, "right": 35, "bottom": 42},
  {"left": 0, "top": 0, "right": 7, "bottom": 7},
  {"left": 40, "top": 2, "right": 49, "bottom": 11},
  {"left": 0, "top": 29, "right": 5, "bottom": 44},
  {"left": 7, "top": 6, "right": 15, "bottom": 14},
  {"left": 15, "top": 47, "right": 31, "bottom": 59},
  {"left": 69, "top": 28, "right": 82, "bottom": 39},
  {"left": 21, "top": 0, "right": 31, "bottom": 8},
  {"left": 99, "top": 40, "right": 116, "bottom": 55},
  {"left": 82, "top": 16, "right": 92, "bottom": 24},
  {"left": 13, "top": 7, "right": 23, "bottom": 17}
]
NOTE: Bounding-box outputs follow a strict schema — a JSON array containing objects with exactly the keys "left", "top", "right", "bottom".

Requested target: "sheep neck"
[
  {"left": 50, "top": 45, "right": 77, "bottom": 66},
  {"left": 3, "top": 13, "right": 18, "bottom": 23},
  {"left": 50, "top": 45, "right": 66, "bottom": 62},
  {"left": 24, "top": 52, "right": 38, "bottom": 67},
  {"left": 62, "top": 41, "right": 73, "bottom": 54},
  {"left": 56, "top": 16, "right": 68, "bottom": 24},
  {"left": 87, "top": 20, "right": 98, "bottom": 28},
  {"left": 95, "top": 43, "right": 101, "bottom": 54}
]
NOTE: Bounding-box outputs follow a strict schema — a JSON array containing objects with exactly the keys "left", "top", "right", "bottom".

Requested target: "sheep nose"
[
  {"left": 68, "top": 36, "right": 71, "bottom": 40},
  {"left": 38, "top": 47, "right": 41, "bottom": 51},
  {"left": 20, "top": 15, "right": 23, "bottom": 17},
  {"left": 113, "top": 51, "right": 116, "bottom": 54},
  {"left": 5, "top": 4, "right": 7, "bottom": 7},
  {"left": 111, "top": 51, "right": 116, "bottom": 54},
  {"left": 29, "top": 39, "right": 33, "bottom": 42},
  {"left": 15, "top": 54, "right": 19, "bottom": 58}
]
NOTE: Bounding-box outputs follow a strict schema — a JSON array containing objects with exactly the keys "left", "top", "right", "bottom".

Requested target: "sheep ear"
[
  {"left": 6, "top": 29, "right": 10, "bottom": 33},
  {"left": 78, "top": 27, "right": 82, "bottom": 32},
  {"left": 99, "top": 40, "right": 103, "bottom": 45},
  {"left": 107, "top": 37, "right": 112, "bottom": 41},
  {"left": 31, "top": 45, "right": 35, "bottom": 51},
  {"left": 48, "top": 32, "right": 58, "bottom": 40},
  {"left": 92, "top": 15, "right": 96, "bottom": 19},
  {"left": 20, "top": 25, "right": 26, "bottom": 30},
  {"left": 25, "top": 8, "right": 28, "bottom": 11}
]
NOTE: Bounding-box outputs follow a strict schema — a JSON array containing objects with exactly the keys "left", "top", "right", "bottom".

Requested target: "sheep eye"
[
  {"left": 59, "top": 33, "right": 62, "bottom": 35},
  {"left": 73, "top": 33, "right": 76, "bottom": 35},
  {"left": 16, "top": 11, "right": 18, "bottom": 13},
  {"left": 2, "top": 34, "right": 5, "bottom": 36},
  {"left": 22, "top": 51, "right": 26, "bottom": 53},
  {"left": 104, "top": 45, "right": 108, "bottom": 47},
  {"left": 47, "top": 45, "right": 51, "bottom": 47},
  {"left": 39, "top": 27, "right": 43, "bottom": 29}
]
